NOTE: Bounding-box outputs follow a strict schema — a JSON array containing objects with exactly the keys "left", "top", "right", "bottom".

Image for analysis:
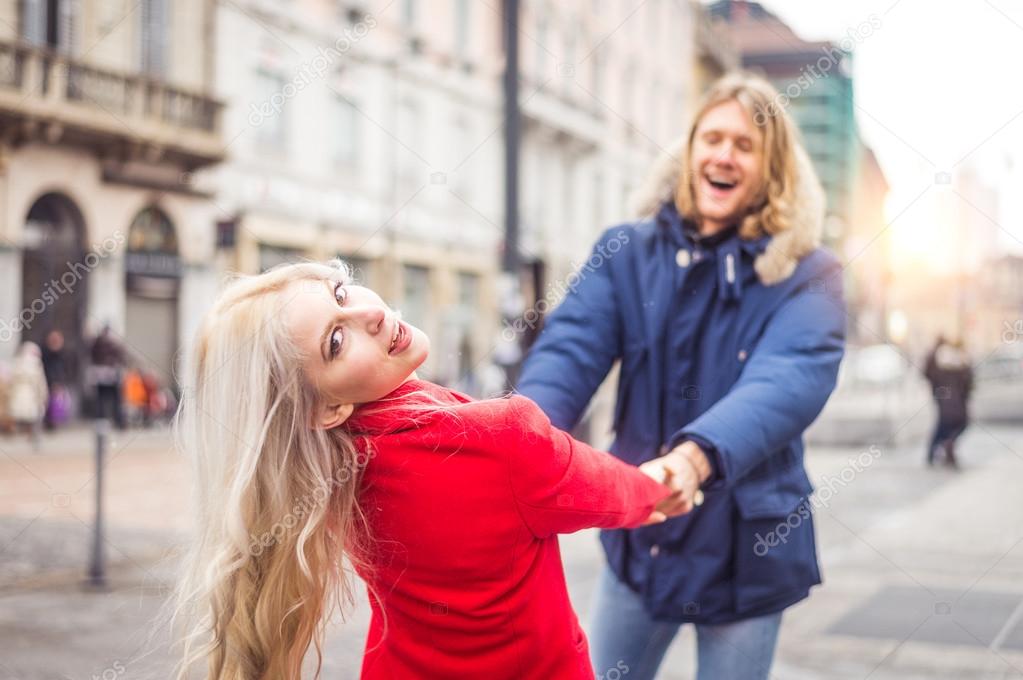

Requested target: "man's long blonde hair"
[
  {"left": 172, "top": 260, "right": 369, "bottom": 680},
  {"left": 675, "top": 72, "right": 803, "bottom": 241}
]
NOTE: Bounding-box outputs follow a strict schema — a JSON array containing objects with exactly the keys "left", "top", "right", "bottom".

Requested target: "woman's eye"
[
  {"left": 329, "top": 328, "right": 343, "bottom": 358},
  {"left": 334, "top": 282, "right": 348, "bottom": 305}
]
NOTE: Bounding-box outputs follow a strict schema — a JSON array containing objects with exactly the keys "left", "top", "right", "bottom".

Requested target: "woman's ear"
[{"left": 315, "top": 402, "right": 355, "bottom": 430}]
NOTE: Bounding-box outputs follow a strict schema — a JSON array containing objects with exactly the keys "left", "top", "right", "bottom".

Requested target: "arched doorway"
[
  {"left": 124, "top": 206, "right": 181, "bottom": 386},
  {"left": 20, "top": 192, "right": 89, "bottom": 400}
]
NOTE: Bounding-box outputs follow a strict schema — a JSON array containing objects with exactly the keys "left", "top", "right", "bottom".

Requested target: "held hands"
[{"left": 639, "top": 441, "right": 712, "bottom": 525}]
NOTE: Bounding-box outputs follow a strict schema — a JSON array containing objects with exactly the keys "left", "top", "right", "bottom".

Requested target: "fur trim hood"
[{"left": 629, "top": 137, "right": 825, "bottom": 285}]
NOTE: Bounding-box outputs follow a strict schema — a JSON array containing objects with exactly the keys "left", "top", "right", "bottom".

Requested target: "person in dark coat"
[
  {"left": 923, "top": 337, "right": 973, "bottom": 468},
  {"left": 89, "top": 325, "right": 126, "bottom": 429},
  {"left": 517, "top": 73, "right": 846, "bottom": 680},
  {"left": 41, "top": 330, "right": 70, "bottom": 429}
]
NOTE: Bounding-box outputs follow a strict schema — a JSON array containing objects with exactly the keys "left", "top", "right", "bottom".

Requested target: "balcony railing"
[{"left": 0, "top": 39, "right": 223, "bottom": 167}]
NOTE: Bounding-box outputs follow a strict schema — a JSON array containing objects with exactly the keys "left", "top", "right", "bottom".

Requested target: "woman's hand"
[{"left": 640, "top": 441, "right": 712, "bottom": 523}]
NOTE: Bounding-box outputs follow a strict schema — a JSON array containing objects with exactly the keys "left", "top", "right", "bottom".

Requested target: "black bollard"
[{"left": 86, "top": 417, "right": 108, "bottom": 589}]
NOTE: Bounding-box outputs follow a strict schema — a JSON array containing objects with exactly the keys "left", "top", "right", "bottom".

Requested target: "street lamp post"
[{"left": 498, "top": 0, "right": 524, "bottom": 389}]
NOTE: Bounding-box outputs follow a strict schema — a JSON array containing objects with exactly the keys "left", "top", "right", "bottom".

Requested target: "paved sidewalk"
[{"left": 1, "top": 423, "right": 1022, "bottom": 679}]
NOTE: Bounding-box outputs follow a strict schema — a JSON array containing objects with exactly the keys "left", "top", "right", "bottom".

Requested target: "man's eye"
[
  {"left": 330, "top": 328, "right": 343, "bottom": 358},
  {"left": 334, "top": 282, "right": 347, "bottom": 305}
]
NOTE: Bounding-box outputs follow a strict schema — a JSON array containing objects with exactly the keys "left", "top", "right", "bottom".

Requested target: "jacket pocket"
[{"left": 731, "top": 463, "right": 820, "bottom": 613}]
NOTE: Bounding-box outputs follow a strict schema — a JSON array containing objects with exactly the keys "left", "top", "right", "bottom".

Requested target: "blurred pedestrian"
[
  {"left": 518, "top": 73, "right": 846, "bottom": 680},
  {"left": 41, "top": 329, "right": 72, "bottom": 430},
  {"left": 88, "top": 324, "right": 126, "bottom": 429},
  {"left": 122, "top": 367, "right": 147, "bottom": 427},
  {"left": 923, "top": 337, "right": 973, "bottom": 469},
  {"left": 7, "top": 342, "right": 49, "bottom": 449},
  {"left": 0, "top": 358, "right": 13, "bottom": 435}
]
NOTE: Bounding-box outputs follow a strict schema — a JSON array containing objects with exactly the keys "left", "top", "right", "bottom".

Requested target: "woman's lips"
[{"left": 389, "top": 320, "right": 413, "bottom": 355}]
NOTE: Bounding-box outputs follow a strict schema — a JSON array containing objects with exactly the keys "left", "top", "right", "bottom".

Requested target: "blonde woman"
[
  {"left": 518, "top": 73, "right": 846, "bottom": 679},
  {"left": 172, "top": 260, "right": 699, "bottom": 679}
]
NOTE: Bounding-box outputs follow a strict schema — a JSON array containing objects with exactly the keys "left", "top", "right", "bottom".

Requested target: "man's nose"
[{"left": 714, "top": 142, "right": 737, "bottom": 164}]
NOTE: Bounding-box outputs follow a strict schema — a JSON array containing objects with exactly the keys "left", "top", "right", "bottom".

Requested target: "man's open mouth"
[{"left": 705, "top": 174, "right": 739, "bottom": 191}]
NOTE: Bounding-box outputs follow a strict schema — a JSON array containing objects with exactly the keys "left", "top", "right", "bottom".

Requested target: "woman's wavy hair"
[
  {"left": 171, "top": 259, "right": 372, "bottom": 680},
  {"left": 675, "top": 72, "right": 804, "bottom": 241}
]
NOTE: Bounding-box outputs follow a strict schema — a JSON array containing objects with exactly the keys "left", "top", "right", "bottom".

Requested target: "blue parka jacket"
[{"left": 517, "top": 196, "right": 846, "bottom": 624}]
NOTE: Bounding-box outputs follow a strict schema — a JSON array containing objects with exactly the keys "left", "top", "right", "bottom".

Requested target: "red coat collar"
[{"left": 345, "top": 379, "right": 469, "bottom": 435}]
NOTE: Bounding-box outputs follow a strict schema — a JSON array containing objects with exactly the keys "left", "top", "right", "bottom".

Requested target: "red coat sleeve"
[{"left": 498, "top": 395, "right": 670, "bottom": 538}]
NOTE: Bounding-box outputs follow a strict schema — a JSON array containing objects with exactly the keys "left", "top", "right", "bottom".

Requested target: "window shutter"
[
  {"left": 57, "top": 0, "right": 80, "bottom": 54},
  {"left": 140, "top": 0, "right": 167, "bottom": 76},
  {"left": 20, "top": 0, "right": 47, "bottom": 45}
]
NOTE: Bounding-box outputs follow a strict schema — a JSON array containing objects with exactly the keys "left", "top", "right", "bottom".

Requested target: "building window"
[
  {"left": 340, "top": 254, "right": 372, "bottom": 288},
  {"left": 535, "top": 18, "right": 549, "bottom": 80},
  {"left": 454, "top": 0, "right": 470, "bottom": 58},
  {"left": 401, "top": 264, "right": 430, "bottom": 331},
  {"left": 402, "top": 0, "right": 416, "bottom": 29},
  {"left": 140, "top": 0, "right": 168, "bottom": 77},
  {"left": 20, "top": 0, "right": 78, "bottom": 53},
  {"left": 590, "top": 50, "right": 604, "bottom": 100},
  {"left": 457, "top": 271, "right": 480, "bottom": 319},
  {"left": 334, "top": 94, "right": 360, "bottom": 167},
  {"left": 254, "top": 70, "right": 288, "bottom": 151},
  {"left": 397, "top": 97, "right": 422, "bottom": 182},
  {"left": 259, "top": 244, "right": 304, "bottom": 272}
]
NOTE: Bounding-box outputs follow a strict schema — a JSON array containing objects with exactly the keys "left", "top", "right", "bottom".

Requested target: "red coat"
[{"left": 346, "top": 380, "right": 669, "bottom": 679}]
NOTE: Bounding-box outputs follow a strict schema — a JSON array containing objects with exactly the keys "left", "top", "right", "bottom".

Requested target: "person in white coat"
[{"left": 8, "top": 342, "right": 49, "bottom": 448}]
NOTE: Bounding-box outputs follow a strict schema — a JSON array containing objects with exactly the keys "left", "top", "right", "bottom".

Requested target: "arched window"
[{"left": 127, "top": 206, "right": 177, "bottom": 254}]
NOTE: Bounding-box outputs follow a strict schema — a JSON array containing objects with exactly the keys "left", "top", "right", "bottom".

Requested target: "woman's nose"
[{"left": 349, "top": 305, "right": 387, "bottom": 333}]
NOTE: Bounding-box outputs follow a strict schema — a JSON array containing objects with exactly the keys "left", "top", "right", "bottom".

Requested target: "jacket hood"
[{"left": 630, "top": 136, "right": 825, "bottom": 285}]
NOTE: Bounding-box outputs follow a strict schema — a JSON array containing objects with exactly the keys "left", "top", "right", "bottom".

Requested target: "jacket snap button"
[
  {"left": 738, "top": 349, "right": 748, "bottom": 361},
  {"left": 650, "top": 544, "right": 660, "bottom": 557},
  {"left": 675, "top": 249, "right": 690, "bottom": 268}
]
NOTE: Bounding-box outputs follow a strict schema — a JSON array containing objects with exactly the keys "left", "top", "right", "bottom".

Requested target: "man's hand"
[{"left": 639, "top": 441, "right": 712, "bottom": 522}]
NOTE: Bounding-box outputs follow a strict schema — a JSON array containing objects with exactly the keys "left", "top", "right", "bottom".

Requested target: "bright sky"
[{"left": 743, "top": 0, "right": 1023, "bottom": 266}]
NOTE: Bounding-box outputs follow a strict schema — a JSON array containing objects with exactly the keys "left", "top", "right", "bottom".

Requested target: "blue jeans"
[{"left": 588, "top": 569, "right": 783, "bottom": 680}]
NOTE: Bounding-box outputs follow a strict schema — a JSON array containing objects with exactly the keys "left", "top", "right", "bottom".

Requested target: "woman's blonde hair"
[
  {"left": 675, "top": 72, "right": 804, "bottom": 241},
  {"left": 171, "top": 259, "right": 370, "bottom": 680}
]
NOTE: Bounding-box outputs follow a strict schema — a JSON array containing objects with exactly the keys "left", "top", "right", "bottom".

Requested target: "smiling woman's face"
[
  {"left": 284, "top": 279, "right": 429, "bottom": 428},
  {"left": 689, "top": 99, "right": 765, "bottom": 234}
]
